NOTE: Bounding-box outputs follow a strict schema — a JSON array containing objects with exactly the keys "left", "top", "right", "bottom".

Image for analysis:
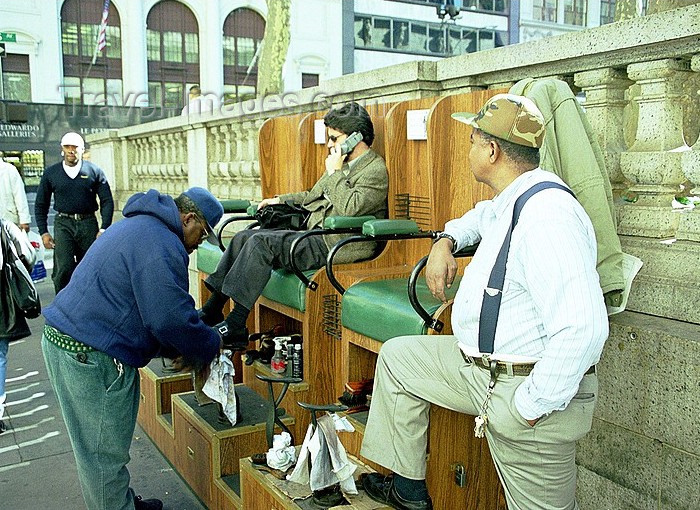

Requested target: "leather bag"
[
  {"left": 254, "top": 202, "right": 311, "bottom": 230},
  {"left": 1, "top": 222, "right": 41, "bottom": 320}
]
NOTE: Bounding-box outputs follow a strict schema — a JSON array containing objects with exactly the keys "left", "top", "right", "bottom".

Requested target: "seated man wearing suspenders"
[{"left": 359, "top": 94, "right": 608, "bottom": 510}]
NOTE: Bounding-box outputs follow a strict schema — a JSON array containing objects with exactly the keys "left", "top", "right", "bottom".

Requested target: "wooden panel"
[
  {"left": 174, "top": 407, "right": 214, "bottom": 507},
  {"left": 364, "top": 101, "right": 394, "bottom": 159},
  {"left": 385, "top": 97, "right": 440, "bottom": 267},
  {"left": 428, "top": 89, "right": 506, "bottom": 225},
  {"left": 158, "top": 376, "right": 193, "bottom": 414},
  {"left": 298, "top": 111, "right": 327, "bottom": 187},
  {"left": 241, "top": 459, "right": 301, "bottom": 510},
  {"left": 258, "top": 115, "right": 306, "bottom": 197},
  {"left": 152, "top": 414, "right": 177, "bottom": 465},
  {"left": 213, "top": 477, "right": 242, "bottom": 510},
  {"left": 137, "top": 370, "right": 156, "bottom": 437},
  {"left": 427, "top": 406, "right": 507, "bottom": 510}
]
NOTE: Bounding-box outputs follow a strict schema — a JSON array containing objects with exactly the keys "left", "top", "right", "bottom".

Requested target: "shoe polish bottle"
[
  {"left": 291, "top": 343, "right": 303, "bottom": 379},
  {"left": 271, "top": 338, "right": 287, "bottom": 374}
]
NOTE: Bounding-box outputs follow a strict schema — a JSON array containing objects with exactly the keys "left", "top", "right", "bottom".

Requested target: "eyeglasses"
[
  {"left": 194, "top": 215, "right": 210, "bottom": 242},
  {"left": 328, "top": 133, "right": 346, "bottom": 143}
]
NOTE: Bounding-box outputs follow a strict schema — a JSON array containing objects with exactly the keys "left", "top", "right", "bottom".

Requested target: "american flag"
[{"left": 91, "top": 0, "right": 110, "bottom": 64}]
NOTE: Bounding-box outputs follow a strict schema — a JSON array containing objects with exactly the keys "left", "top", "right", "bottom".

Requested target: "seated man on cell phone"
[{"left": 200, "top": 102, "right": 389, "bottom": 347}]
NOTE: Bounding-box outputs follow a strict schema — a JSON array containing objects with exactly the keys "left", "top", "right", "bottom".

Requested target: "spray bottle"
[
  {"left": 291, "top": 342, "right": 303, "bottom": 379},
  {"left": 270, "top": 337, "right": 287, "bottom": 374}
]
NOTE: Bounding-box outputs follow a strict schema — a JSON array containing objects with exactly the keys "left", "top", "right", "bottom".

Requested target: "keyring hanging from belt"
[{"left": 474, "top": 358, "right": 498, "bottom": 438}]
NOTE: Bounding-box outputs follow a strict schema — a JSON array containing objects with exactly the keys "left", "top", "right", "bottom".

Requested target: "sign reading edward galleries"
[
  {"left": 0, "top": 101, "right": 170, "bottom": 167},
  {"left": 0, "top": 123, "right": 40, "bottom": 139}
]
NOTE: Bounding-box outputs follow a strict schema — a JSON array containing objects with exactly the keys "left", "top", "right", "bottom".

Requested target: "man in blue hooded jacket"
[{"left": 41, "top": 187, "right": 224, "bottom": 510}]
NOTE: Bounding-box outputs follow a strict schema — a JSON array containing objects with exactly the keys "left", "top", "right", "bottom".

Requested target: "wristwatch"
[{"left": 434, "top": 232, "right": 457, "bottom": 252}]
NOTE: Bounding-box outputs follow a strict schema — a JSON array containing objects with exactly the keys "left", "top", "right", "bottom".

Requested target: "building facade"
[{"left": 0, "top": 0, "right": 604, "bottom": 175}]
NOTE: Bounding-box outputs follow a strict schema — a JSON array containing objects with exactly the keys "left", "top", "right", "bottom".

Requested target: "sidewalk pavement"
[{"left": 0, "top": 279, "right": 207, "bottom": 510}]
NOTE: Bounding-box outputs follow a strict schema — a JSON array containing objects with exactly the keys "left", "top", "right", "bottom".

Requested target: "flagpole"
[
  {"left": 84, "top": 0, "right": 110, "bottom": 83},
  {"left": 83, "top": 47, "right": 99, "bottom": 82}
]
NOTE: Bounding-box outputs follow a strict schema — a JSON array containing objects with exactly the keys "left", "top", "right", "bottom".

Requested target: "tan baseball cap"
[{"left": 451, "top": 93, "right": 545, "bottom": 148}]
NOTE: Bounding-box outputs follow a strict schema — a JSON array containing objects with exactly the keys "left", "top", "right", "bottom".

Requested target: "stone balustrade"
[{"left": 88, "top": 6, "right": 700, "bottom": 509}]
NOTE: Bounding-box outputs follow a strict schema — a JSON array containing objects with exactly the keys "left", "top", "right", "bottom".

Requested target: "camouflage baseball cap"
[{"left": 451, "top": 93, "right": 545, "bottom": 148}]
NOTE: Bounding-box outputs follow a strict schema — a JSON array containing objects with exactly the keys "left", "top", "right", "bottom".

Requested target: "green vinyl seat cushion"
[
  {"left": 341, "top": 275, "right": 462, "bottom": 343},
  {"left": 197, "top": 244, "right": 316, "bottom": 312},
  {"left": 196, "top": 242, "right": 225, "bottom": 275},
  {"left": 261, "top": 269, "right": 318, "bottom": 312}
]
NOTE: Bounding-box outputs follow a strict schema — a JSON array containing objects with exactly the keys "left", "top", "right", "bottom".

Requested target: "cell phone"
[{"left": 340, "top": 131, "right": 363, "bottom": 155}]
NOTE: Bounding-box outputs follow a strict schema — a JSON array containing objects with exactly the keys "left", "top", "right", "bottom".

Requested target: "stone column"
[
  {"left": 187, "top": 124, "right": 209, "bottom": 189},
  {"left": 678, "top": 54, "right": 700, "bottom": 242},
  {"left": 618, "top": 59, "right": 692, "bottom": 238},
  {"left": 575, "top": 68, "right": 632, "bottom": 194},
  {"left": 120, "top": 4, "right": 148, "bottom": 107}
]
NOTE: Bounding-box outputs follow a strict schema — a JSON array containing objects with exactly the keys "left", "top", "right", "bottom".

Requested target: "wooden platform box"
[
  {"left": 239, "top": 453, "right": 383, "bottom": 510},
  {"left": 172, "top": 386, "right": 295, "bottom": 510},
  {"left": 137, "top": 359, "right": 193, "bottom": 462},
  {"left": 339, "top": 410, "right": 506, "bottom": 510}
]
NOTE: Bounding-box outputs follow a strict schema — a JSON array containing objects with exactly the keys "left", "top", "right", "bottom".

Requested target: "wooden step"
[
  {"left": 239, "top": 452, "right": 385, "bottom": 510},
  {"left": 172, "top": 386, "right": 295, "bottom": 510},
  {"left": 137, "top": 359, "right": 193, "bottom": 461},
  {"left": 340, "top": 408, "right": 506, "bottom": 510}
]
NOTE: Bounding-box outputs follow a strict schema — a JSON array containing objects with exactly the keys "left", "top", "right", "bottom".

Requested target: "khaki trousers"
[{"left": 360, "top": 335, "right": 597, "bottom": 510}]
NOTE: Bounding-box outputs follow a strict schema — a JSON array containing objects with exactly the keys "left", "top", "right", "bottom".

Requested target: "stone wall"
[{"left": 89, "top": 5, "right": 700, "bottom": 508}]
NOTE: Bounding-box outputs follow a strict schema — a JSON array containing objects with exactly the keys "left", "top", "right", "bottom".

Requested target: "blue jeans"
[
  {"left": 41, "top": 331, "right": 140, "bottom": 510},
  {"left": 0, "top": 338, "right": 8, "bottom": 420}
]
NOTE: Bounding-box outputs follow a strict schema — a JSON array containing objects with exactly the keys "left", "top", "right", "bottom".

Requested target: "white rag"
[
  {"left": 202, "top": 350, "right": 237, "bottom": 425},
  {"left": 287, "top": 414, "right": 357, "bottom": 493},
  {"left": 266, "top": 431, "right": 297, "bottom": 471}
]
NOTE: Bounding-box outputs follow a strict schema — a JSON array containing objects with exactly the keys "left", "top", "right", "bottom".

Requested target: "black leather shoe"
[
  {"left": 198, "top": 308, "right": 224, "bottom": 327},
  {"left": 312, "top": 483, "right": 347, "bottom": 507},
  {"left": 134, "top": 495, "right": 163, "bottom": 510},
  {"left": 361, "top": 473, "right": 433, "bottom": 510},
  {"left": 215, "top": 322, "right": 250, "bottom": 351}
]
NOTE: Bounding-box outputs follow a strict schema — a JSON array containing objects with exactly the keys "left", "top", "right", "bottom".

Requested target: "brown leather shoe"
[{"left": 361, "top": 473, "right": 433, "bottom": 510}]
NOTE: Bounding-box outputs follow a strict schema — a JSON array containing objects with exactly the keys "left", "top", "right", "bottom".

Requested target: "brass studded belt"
[{"left": 44, "top": 325, "right": 94, "bottom": 353}]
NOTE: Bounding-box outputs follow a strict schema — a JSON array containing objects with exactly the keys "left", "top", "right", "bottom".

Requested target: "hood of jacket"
[{"left": 123, "top": 189, "right": 184, "bottom": 240}]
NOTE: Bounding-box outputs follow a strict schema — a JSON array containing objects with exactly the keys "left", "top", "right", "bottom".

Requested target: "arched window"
[
  {"left": 147, "top": 0, "right": 199, "bottom": 108},
  {"left": 222, "top": 8, "right": 265, "bottom": 103},
  {"left": 61, "top": 0, "right": 122, "bottom": 105}
]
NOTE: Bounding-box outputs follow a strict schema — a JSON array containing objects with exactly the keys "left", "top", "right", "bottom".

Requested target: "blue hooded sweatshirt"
[{"left": 43, "top": 189, "right": 220, "bottom": 368}]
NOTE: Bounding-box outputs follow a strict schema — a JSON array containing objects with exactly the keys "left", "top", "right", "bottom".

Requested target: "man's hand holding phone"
[{"left": 325, "top": 145, "right": 346, "bottom": 176}]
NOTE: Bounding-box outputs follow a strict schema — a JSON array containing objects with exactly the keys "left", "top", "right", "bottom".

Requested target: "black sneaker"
[
  {"left": 0, "top": 420, "right": 6, "bottom": 434},
  {"left": 197, "top": 308, "right": 224, "bottom": 327},
  {"left": 134, "top": 495, "right": 163, "bottom": 510},
  {"left": 215, "top": 322, "right": 250, "bottom": 351},
  {"left": 361, "top": 473, "right": 433, "bottom": 510}
]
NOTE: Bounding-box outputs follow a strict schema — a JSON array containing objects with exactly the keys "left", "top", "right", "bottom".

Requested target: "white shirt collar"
[{"left": 63, "top": 160, "right": 82, "bottom": 179}]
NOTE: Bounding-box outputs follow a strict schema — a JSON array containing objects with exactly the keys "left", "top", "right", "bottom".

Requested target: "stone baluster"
[
  {"left": 678, "top": 54, "right": 700, "bottom": 242},
  {"left": 226, "top": 123, "right": 237, "bottom": 162},
  {"left": 618, "top": 58, "right": 692, "bottom": 238},
  {"left": 178, "top": 132, "right": 187, "bottom": 164},
  {"left": 575, "top": 68, "right": 632, "bottom": 193}
]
